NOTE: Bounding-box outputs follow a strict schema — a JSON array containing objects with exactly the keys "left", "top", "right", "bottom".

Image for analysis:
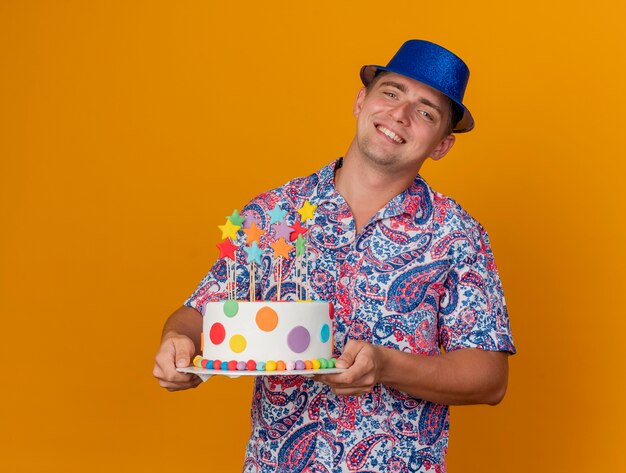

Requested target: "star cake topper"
[
  {"left": 216, "top": 238, "right": 238, "bottom": 260},
  {"left": 270, "top": 237, "right": 292, "bottom": 260},
  {"left": 218, "top": 219, "right": 241, "bottom": 240},
  {"left": 226, "top": 209, "right": 245, "bottom": 227},
  {"left": 244, "top": 241, "right": 264, "bottom": 265},
  {"left": 268, "top": 205, "right": 288, "bottom": 225},
  {"left": 297, "top": 200, "right": 317, "bottom": 222},
  {"left": 289, "top": 220, "right": 308, "bottom": 241},
  {"left": 243, "top": 222, "right": 265, "bottom": 245}
]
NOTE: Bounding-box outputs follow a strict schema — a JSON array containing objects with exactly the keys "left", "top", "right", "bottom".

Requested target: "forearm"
[
  {"left": 162, "top": 305, "right": 203, "bottom": 355},
  {"left": 379, "top": 347, "right": 509, "bottom": 405}
]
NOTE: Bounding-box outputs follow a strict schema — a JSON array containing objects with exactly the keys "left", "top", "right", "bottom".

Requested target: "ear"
[
  {"left": 353, "top": 87, "right": 367, "bottom": 117},
  {"left": 430, "top": 133, "right": 456, "bottom": 161}
]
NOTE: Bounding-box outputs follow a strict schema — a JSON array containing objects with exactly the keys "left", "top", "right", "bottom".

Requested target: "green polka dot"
[{"left": 223, "top": 299, "right": 239, "bottom": 317}]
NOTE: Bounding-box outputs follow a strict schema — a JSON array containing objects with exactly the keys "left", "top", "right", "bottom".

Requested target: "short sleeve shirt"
[{"left": 186, "top": 158, "right": 515, "bottom": 473}]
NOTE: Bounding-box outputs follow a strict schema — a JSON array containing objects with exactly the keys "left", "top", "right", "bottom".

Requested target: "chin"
[{"left": 363, "top": 151, "right": 402, "bottom": 169}]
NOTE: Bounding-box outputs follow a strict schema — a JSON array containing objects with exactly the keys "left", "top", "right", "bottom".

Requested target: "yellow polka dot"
[
  {"left": 229, "top": 334, "right": 247, "bottom": 353},
  {"left": 256, "top": 306, "right": 279, "bottom": 332}
]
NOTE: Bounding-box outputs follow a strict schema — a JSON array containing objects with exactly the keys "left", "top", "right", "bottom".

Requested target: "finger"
[
  {"left": 171, "top": 337, "right": 196, "bottom": 368},
  {"left": 152, "top": 363, "right": 163, "bottom": 379},
  {"left": 158, "top": 376, "right": 202, "bottom": 391},
  {"left": 335, "top": 340, "right": 362, "bottom": 369},
  {"left": 155, "top": 337, "right": 197, "bottom": 379},
  {"left": 154, "top": 352, "right": 197, "bottom": 384},
  {"left": 317, "top": 358, "right": 368, "bottom": 385}
]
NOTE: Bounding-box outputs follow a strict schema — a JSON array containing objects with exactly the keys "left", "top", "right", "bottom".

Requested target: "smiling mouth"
[{"left": 376, "top": 125, "right": 405, "bottom": 144}]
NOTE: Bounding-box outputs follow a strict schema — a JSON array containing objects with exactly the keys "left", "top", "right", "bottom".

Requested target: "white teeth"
[{"left": 378, "top": 126, "right": 404, "bottom": 143}]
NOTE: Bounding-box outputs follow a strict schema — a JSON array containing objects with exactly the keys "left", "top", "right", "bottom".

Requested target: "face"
[{"left": 353, "top": 72, "right": 455, "bottom": 173}]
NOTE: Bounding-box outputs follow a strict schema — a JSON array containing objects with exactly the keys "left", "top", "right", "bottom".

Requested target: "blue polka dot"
[{"left": 320, "top": 324, "right": 330, "bottom": 343}]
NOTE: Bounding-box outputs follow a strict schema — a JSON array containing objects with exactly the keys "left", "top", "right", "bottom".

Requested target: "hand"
[
  {"left": 316, "top": 340, "right": 385, "bottom": 396},
  {"left": 153, "top": 333, "right": 202, "bottom": 391}
]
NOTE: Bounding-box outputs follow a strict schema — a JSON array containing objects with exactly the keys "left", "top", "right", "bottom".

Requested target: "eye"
[
  {"left": 383, "top": 91, "right": 397, "bottom": 99},
  {"left": 419, "top": 110, "right": 433, "bottom": 121}
]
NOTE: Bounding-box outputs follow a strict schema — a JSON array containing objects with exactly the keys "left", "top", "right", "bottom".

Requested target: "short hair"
[{"left": 366, "top": 69, "right": 463, "bottom": 135}]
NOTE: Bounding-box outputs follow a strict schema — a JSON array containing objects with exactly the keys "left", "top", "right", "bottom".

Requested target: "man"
[{"left": 153, "top": 40, "right": 515, "bottom": 472}]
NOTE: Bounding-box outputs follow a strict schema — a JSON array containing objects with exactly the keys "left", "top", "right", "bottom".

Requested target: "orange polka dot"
[{"left": 256, "top": 306, "right": 279, "bottom": 332}]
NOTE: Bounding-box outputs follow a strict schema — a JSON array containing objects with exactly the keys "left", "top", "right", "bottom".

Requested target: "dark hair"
[{"left": 366, "top": 69, "right": 462, "bottom": 134}]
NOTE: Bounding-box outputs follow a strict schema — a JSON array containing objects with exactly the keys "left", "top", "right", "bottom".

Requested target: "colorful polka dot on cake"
[
  {"left": 223, "top": 300, "right": 239, "bottom": 317},
  {"left": 287, "top": 326, "right": 311, "bottom": 353},
  {"left": 256, "top": 306, "right": 278, "bottom": 332},
  {"left": 229, "top": 334, "right": 247, "bottom": 353},
  {"left": 320, "top": 324, "right": 330, "bottom": 343},
  {"left": 209, "top": 323, "right": 225, "bottom": 345}
]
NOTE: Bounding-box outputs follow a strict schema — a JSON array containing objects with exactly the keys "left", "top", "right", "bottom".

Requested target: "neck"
[{"left": 335, "top": 140, "right": 420, "bottom": 233}]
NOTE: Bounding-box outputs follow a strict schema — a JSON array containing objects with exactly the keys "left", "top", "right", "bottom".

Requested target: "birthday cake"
[
  {"left": 193, "top": 300, "right": 336, "bottom": 371},
  {"left": 191, "top": 201, "right": 338, "bottom": 373}
]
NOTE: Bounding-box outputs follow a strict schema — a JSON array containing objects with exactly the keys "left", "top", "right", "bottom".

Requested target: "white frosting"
[{"left": 202, "top": 301, "right": 332, "bottom": 362}]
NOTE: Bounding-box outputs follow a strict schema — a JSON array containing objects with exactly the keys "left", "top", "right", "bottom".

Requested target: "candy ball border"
[{"left": 192, "top": 355, "right": 337, "bottom": 371}]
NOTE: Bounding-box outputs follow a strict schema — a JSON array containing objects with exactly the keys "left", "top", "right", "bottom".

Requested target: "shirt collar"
[{"left": 313, "top": 158, "right": 348, "bottom": 207}]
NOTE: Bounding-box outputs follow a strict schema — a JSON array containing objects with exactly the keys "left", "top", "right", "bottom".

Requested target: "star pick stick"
[
  {"left": 295, "top": 234, "right": 306, "bottom": 300},
  {"left": 217, "top": 238, "right": 238, "bottom": 299},
  {"left": 270, "top": 237, "right": 292, "bottom": 301},
  {"left": 297, "top": 201, "right": 317, "bottom": 299},
  {"left": 244, "top": 241, "right": 263, "bottom": 302}
]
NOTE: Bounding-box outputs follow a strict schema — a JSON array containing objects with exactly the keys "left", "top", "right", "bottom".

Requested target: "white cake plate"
[{"left": 177, "top": 366, "right": 346, "bottom": 381}]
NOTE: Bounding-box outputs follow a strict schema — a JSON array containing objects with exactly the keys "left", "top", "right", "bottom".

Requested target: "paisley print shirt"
[{"left": 186, "top": 158, "right": 515, "bottom": 473}]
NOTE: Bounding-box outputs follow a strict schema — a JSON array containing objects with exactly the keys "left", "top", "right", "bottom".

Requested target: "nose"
[{"left": 388, "top": 101, "right": 411, "bottom": 125}]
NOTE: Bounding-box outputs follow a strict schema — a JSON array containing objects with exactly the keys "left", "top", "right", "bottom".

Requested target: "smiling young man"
[{"left": 153, "top": 40, "right": 515, "bottom": 472}]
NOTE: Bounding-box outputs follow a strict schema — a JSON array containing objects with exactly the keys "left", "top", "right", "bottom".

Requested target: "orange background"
[{"left": 1, "top": 1, "right": 625, "bottom": 471}]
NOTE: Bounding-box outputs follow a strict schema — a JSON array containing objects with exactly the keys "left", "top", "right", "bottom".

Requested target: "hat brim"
[{"left": 360, "top": 65, "right": 474, "bottom": 133}]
